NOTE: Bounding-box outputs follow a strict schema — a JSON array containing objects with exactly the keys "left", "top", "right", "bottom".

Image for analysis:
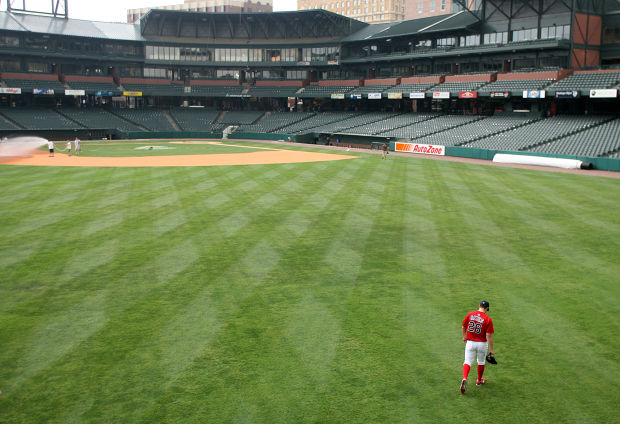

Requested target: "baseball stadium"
[{"left": 0, "top": 0, "right": 619, "bottom": 422}]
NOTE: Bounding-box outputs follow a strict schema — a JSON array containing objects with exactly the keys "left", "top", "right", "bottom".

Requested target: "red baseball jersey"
[{"left": 463, "top": 311, "right": 494, "bottom": 342}]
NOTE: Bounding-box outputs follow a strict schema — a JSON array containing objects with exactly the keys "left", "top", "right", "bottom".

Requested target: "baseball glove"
[{"left": 486, "top": 353, "right": 498, "bottom": 365}]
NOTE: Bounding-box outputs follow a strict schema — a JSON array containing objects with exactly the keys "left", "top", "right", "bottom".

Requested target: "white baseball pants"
[{"left": 464, "top": 340, "right": 488, "bottom": 366}]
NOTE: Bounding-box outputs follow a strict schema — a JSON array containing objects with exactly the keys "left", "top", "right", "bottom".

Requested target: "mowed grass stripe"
[
  {"left": 1, "top": 158, "right": 364, "bottom": 420},
  {"left": 133, "top": 159, "right": 376, "bottom": 423},
  {"left": 73, "top": 159, "right": 365, "bottom": 422}
]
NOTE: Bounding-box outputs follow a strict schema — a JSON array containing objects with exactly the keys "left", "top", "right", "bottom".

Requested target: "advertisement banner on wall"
[
  {"left": 523, "top": 90, "right": 546, "bottom": 98},
  {"left": 387, "top": 92, "right": 403, "bottom": 99},
  {"left": 589, "top": 89, "right": 617, "bottom": 98},
  {"left": 96, "top": 91, "right": 115, "bottom": 96},
  {"left": 65, "top": 89, "right": 86, "bottom": 96},
  {"left": 394, "top": 142, "right": 445, "bottom": 155},
  {"left": 555, "top": 91, "right": 580, "bottom": 99},
  {"left": 287, "top": 97, "right": 295, "bottom": 108},
  {"left": 331, "top": 93, "right": 345, "bottom": 99},
  {"left": 123, "top": 91, "right": 143, "bottom": 97},
  {"left": 409, "top": 92, "right": 425, "bottom": 99},
  {"left": 33, "top": 88, "right": 54, "bottom": 95},
  {"left": 432, "top": 91, "right": 450, "bottom": 99},
  {"left": 367, "top": 93, "right": 382, "bottom": 99},
  {"left": 490, "top": 91, "right": 510, "bottom": 98},
  {"left": 0, "top": 87, "right": 21, "bottom": 94},
  {"left": 458, "top": 91, "right": 478, "bottom": 99},
  {"left": 350, "top": 93, "right": 362, "bottom": 99}
]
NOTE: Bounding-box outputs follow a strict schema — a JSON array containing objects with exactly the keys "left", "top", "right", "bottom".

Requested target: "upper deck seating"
[
  {"left": 298, "top": 85, "right": 356, "bottom": 98},
  {"left": 478, "top": 79, "right": 554, "bottom": 94},
  {"left": 547, "top": 71, "right": 620, "bottom": 93},
  {"left": 348, "top": 84, "right": 396, "bottom": 96},
  {"left": 246, "top": 86, "right": 301, "bottom": 97}
]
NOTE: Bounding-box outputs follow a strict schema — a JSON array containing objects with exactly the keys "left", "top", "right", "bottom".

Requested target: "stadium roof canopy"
[
  {"left": 0, "top": 11, "right": 141, "bottom": 40},
  {"left": 140, "top": 9, "right": 368, "bottom": 41},
  {"left": 341, "top": 10, "right": 480, "bottom": 42}
]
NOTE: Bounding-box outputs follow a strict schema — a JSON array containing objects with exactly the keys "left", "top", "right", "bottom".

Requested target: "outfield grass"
[{"left": 1, "top": 142, "right": 619, "bottom": 423}]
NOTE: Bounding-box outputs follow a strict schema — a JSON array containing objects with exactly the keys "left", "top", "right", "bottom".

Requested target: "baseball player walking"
[{"left": 460, "top": 300, "right": 494, "bottom": 394}]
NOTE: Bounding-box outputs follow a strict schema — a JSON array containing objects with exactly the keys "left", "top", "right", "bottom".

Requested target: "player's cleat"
[
  {"left": 476, "top": 378, "right": 486, "bottom": 386},
  {"left": 460, "top": 379, "right": 467, "bottom": 394}
]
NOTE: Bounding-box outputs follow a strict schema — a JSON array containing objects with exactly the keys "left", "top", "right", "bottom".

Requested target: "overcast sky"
[{"left": 11, "top": 0, "right": 298, "bottom": 23}]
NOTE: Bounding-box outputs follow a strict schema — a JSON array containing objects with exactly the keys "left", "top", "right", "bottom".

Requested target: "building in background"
[
  {"left": 127, "top": 0, "right": 273, "bottom": 23},
  {"left": 297, "top": 0, "right": 476, "bottom": 23},
  {"left": 297, "top": 0, "right": 406, "bottom": 23}
]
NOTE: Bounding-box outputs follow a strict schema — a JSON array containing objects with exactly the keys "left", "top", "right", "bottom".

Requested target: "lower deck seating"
[
  {"left": 1, "top": 108, "right": 82, "bottom": 130},
  {"left": 169, "top": 108, "right": 220, "bottom": 132}
]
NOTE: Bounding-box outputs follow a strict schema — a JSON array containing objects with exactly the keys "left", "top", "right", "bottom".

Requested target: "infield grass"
[{"left": 1, "top": 141, "right": 619, "bottom": 423}]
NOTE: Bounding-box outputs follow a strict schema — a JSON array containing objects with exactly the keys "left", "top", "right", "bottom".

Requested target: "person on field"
[
  {"left": 66, "top": 140, "right": 72, "bottom": 156},
  {"left": 48, "top": 140, "right": 54, "bottom": 157},
  {"left": 381, "top": 142, "right": 388, "bottom": 159},
  {"left": 74, "top": 137, "right": 81, "bottom": 155},
  {"left": 460, "top": 300, "right": 494, "bottom": 394}
]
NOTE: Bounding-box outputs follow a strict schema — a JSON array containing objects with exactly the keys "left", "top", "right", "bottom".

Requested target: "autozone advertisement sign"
[{"left": 394, "top": 142, "right": 445, "bottom": 155}]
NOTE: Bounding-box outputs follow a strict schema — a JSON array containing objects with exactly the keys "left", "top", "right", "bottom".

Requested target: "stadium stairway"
[
  {"left": 108, "top": 110, "right": 149, "bottom": 131},
  {"left": 54, "top": 109, "right": 87, "bottom": 129},
  {"left": 164, "top": 110, "right": 182, "bottom": 131},
  {"left": 0, "top": 112, "right": 24, "bottom": 130}
]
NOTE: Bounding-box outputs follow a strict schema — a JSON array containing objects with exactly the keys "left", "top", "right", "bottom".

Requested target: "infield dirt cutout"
[{"left": 1, "top": 141, "right": 357, "bottom": 167}]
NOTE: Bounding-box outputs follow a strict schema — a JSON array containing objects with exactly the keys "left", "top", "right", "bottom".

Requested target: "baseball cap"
[{"left": 480, "top": 300, "right": 490, "bottom": 310}]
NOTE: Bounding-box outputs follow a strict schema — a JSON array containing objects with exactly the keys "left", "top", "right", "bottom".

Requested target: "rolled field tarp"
[{"left": 493, "top": 153, "right": 584, "bottom": 169}]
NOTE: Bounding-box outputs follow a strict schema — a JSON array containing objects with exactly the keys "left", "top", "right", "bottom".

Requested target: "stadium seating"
[
  {"left": 189, "top": 82, "right": 244, "bottom": 97},
  {"left": 427, "top": 81, "right": 487, "bottom": 94},
  {"left": 297, "top": 85, "right": 356, "bottom": 98},
  {"left": 348, "top": 84, "right": 396, "bottom": 96},
  {"left": 0, "top": 113, "right": 21, "bottom": 130},
  {"left": 528, "top": 118, "right": 620, "bottom": 157},
  {"left": 58, "top": 108, "right": 142, "bottom": 132},
  {"left": 547, "top": 71, "right": 620, "bottom": 94},
  {"left": 236, "top": 112, "right": 315, "bottom": 133},
  {"left": 111, "top": 109, "right": 178, "bottom": 131},
  {"left": 246, "top": 86, "right": 301, "bottom": 97},
  {"left": 465, "top": 115, "right": 610, "bottom": 151},
  {"left": 387, "top": 83, "right": 437, "bottom": 94},
  {"left": 64, "top": 75, "right": 121, "bottom": 94},
  {"left": 219, "top": 111, "right": 264, "bottom": 125},
  {"left": 1, "top": 108, "right": 83, "bottom": 130},
  {"left": 415, "top": 115, "right": 538, "bottom": 146},
  {"left": 1, "top": 73, "right": 66, "bottom": 93},
  {"left": 478, "top": 79, "right": 554, "bottom": 94},
  {"left": 276, "top": 111, "right": 360, "bottom": 134},
  {"left": 346, "top": 113, "right": 435, "bottom": 135},
  {"left": 169, "top": 108, "right": 220, "bottom": 132},
  {"left": 379, "top": 115, "right": 482, "bottom": 138}
]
